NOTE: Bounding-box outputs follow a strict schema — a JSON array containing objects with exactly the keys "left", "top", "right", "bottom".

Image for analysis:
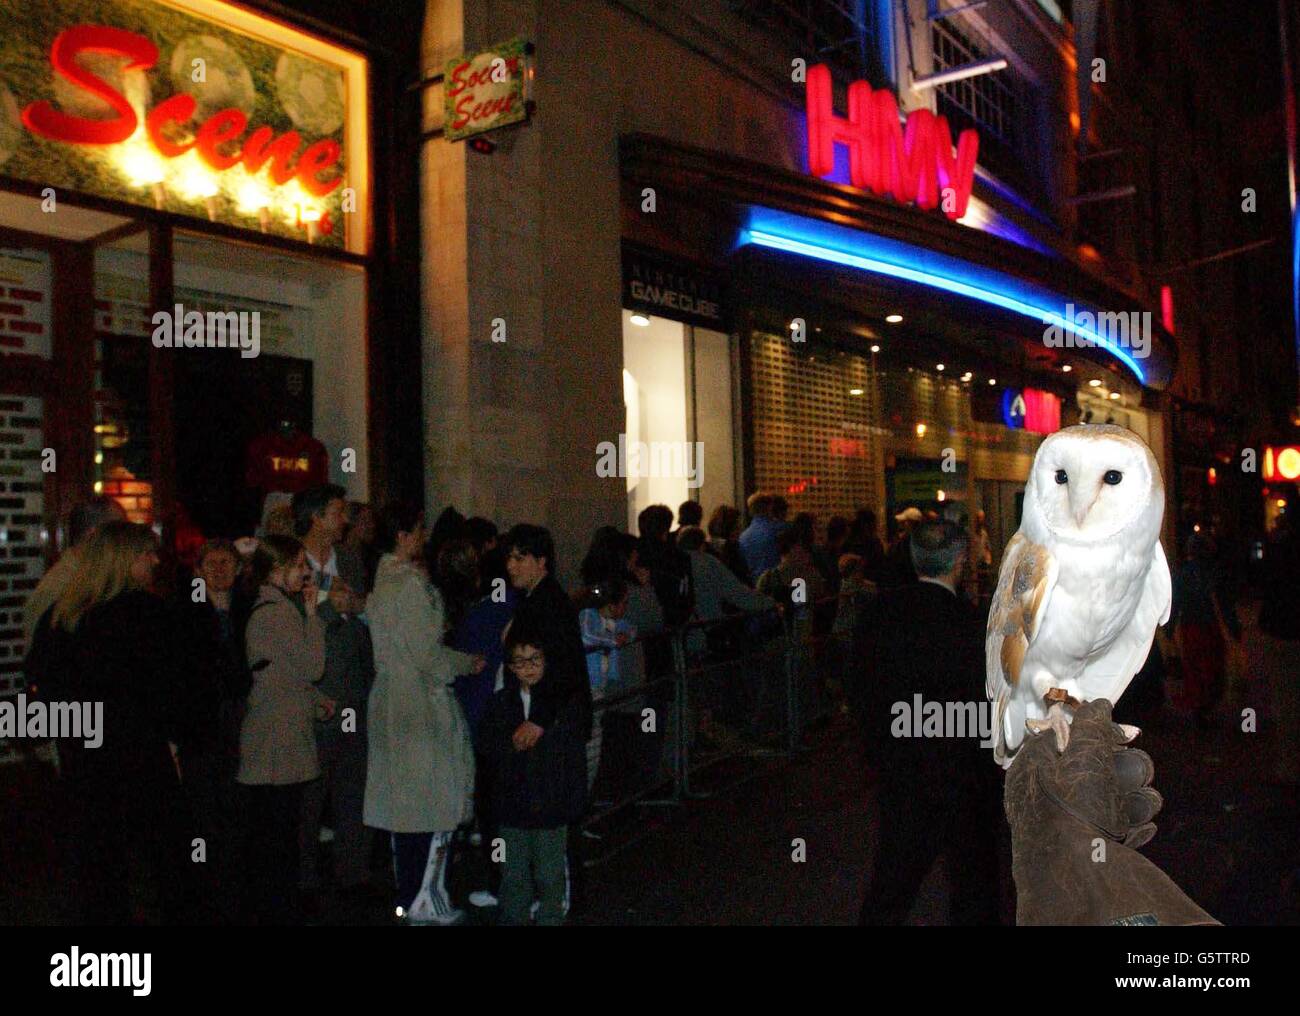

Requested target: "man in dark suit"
[{"left": 852, "top": 519, "right": 1001, "bottom": 925}]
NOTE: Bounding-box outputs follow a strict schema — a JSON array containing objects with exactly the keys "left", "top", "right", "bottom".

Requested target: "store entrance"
[
  {"left": 0, "top": 188, "right": 370, "bottom": 691},
  {"left": 89, "top": 226, "right": 369, "bottom": 564},
  {"left": 175, "top": 351, "right": 313, "bottom": 539}
]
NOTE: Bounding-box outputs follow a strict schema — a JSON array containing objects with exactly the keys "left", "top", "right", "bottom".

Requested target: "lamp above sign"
[
  {"left": 805, "top": 63, "right": 979, "bottom": 220},
  {"left": 444, "top": 38, "right": 532, "bottom": 142}
]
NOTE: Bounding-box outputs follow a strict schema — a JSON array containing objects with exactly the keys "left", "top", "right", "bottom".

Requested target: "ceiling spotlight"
[
  {"left": 1061, "top": 364, "right": 1072, "bottom": 373},
  {"left": 988, "top": 378, "right": 997, "bottom": 385},
  {"left": 629, "top": 314, "right": 650, "bottom": 327},
  {"left": 870, "top": 344, "right": 881, "bottom": 353},
  {"left": 1109, "top": 391, "right": 1121, "bottom": 400},
  {"left": 849, "top": 388, "right": 864, "bottom": 396},
  {"left": 915, "top": 423, "right": 927, "bottom": 437},
  {"left": 961, "top": 372, "right": 972, "bottom": 382},
  {"left": 886, "top": 314, "right": 903, "bottom": 323},
  {"left": 1089, "top": 378, "right": 1102, "bottom": 387}
]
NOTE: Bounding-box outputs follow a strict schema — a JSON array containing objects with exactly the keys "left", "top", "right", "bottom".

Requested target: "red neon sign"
[
  {"left": 1264, "top": 446, "right": 1300, "bottom": 482},
  {"left": 22, "top": 25, "right": 343, "bottom": 200},
  {"left": 805, "top": 64, "right": 979, "bottom": 220},
  {"left": 1160, "top": 284, "right": 1176, "bottom": 335},
  {"left": 1022, "top": 387, "right": 1061, "bottom": 435}
]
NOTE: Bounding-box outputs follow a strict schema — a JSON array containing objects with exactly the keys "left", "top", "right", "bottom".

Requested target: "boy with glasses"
[{"left": 482, "top": 622, "right": 588, "bottom": 925}]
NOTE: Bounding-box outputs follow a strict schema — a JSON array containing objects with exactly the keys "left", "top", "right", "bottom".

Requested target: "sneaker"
[
  {"left": 405, "top": 908, "right": 465, "bottom": 926},
  {"left": 406, "top": 891, "right": 463, "bottom": 925},
  {"left": 468, "top": 890, "right": 498, "bottom": 908}
]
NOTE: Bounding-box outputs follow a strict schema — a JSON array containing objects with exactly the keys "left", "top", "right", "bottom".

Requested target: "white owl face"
[{"left": 1028, "top": 425, "right": 1161, "bottom": 542}]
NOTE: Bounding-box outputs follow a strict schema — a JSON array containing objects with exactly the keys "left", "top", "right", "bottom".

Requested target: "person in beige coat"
[
  {"left": 365, "top": 502, "right": 485, "bottom": 925},
  {"left": 237, "top": 535, "right": 332, "bottom": 924}
]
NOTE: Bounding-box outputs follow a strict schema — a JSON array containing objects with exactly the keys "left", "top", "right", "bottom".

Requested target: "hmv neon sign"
[{"left": 805, "top": 64, "right": 979, "bottom": 220}]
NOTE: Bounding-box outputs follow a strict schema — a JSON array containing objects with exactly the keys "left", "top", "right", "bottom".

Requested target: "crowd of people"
[
  {"left": 19, "top": 482, "right": 1296, "bottom": 926},
  {"left": 16, "top": 486, "right": 924, "bottom": 925}
]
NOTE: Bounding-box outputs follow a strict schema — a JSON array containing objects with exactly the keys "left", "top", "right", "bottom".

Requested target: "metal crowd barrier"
[{"left": 578, "top": 595, "right": 855, "bottom": 864}]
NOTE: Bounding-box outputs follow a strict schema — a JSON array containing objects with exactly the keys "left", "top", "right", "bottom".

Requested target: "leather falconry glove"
[{"left": 1003, "top": 698, "right": 1218, "bottom": 926}]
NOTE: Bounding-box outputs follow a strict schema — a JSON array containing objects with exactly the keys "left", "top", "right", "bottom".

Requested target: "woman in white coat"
[{"left": 364, "top": 502, "right": 485, "bottom": 924}]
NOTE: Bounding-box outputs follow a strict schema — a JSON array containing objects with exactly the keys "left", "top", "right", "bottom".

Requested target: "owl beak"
[{"left": 1069, "top": 485, "right": 1096, "bottom": 526}]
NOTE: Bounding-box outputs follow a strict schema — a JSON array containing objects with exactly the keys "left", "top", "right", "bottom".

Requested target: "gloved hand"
[{"left": 1003, "top": 698, "right": 1219, "bottom": 926}]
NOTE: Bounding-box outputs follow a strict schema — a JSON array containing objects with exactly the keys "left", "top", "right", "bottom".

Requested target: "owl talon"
[
  {"left": 1117, "top": 723, "right": 1141, "bottom": 743},
  {"left": 1026, "top": 702, "right": 1072, "bottom": 753}
]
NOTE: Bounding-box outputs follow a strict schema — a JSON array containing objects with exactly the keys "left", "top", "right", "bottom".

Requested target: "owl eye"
[
  {"left": 1054, "top": 469, "right": 1068, "bottom": 485},
  {"left": 1103, "top": 470, "right": 1123, "bottom": 485}
]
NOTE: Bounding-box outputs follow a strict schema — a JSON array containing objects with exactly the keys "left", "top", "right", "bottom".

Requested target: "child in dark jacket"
[{"left": 482, "top": 621, "right": 588, "bottom": 925}]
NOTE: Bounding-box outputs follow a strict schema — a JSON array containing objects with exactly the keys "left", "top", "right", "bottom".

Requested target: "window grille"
[{"left": 729, "top": 0, "right": 885, "bottom": 85}]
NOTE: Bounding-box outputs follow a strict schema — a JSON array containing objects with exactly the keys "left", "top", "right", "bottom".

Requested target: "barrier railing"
[{"left": 578, "top": 595, "right": 855, "bottom": 862}]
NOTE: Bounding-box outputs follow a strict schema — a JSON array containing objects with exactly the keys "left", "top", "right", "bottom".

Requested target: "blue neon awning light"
[{"left": 739, "top": 208, "right": 1146, "bottom": 383}]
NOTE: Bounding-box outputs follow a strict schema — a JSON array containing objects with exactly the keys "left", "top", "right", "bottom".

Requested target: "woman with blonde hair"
[
  {"left": 237, "top": 534, "right": 333, "bottom": 924},
  {"left": 25, "top": 520, "right": 198, "bottom": 924}
]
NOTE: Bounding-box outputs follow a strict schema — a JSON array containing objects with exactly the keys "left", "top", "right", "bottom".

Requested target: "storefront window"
[
  {"left": 85, "top": 227, "right": 369, "bottom": 551},
  {"left": 94, "top": 237, "right": 155, "bottom": 524},
  {"left": 622, "top": 311, "right": 735, "bottom": 531},
  {"left": 0, "top": 394, "right": 46, "bottom": 699},
  {"left": 0, "top": 0, "right": 375, "bottom": 709},
  {"left": 0, "top": 248, "right": 52, "bottom": 359},
  {"left": 169, "top": 231, "right": 367, "bottom": 549},
  {"left": 747, "top": 329, "right": 1050, "bottom": 555},
  {"left": 748, "top": 330, "right": 881, "bottom": 519}
]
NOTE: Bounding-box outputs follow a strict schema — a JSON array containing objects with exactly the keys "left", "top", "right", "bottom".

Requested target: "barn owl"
[{"left": 986, "top": 424, "right": 1171, "bottom": 769}]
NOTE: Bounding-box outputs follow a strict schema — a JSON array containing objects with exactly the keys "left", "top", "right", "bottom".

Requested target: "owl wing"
[
  {"left": 986, "top": 532, "right": 1059, "bottom": 766},
  {"left": 1081, "top": 537, "right": 1173, "bottom": 707}
]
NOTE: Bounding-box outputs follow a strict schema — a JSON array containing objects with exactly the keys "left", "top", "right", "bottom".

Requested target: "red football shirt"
[{"left": 246, "top": 430, "right": 329, "bottom": 493}]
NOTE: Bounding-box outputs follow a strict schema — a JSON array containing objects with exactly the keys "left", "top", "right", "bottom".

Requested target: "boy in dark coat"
[{"left": 482, "top": 621, "right": 588, "bottom": 925}]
